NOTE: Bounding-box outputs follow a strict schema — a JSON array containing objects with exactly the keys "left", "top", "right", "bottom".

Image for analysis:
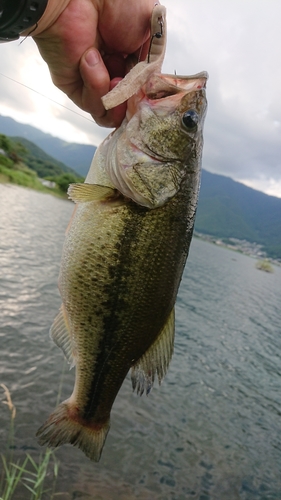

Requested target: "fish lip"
[
  {"left": 163, "top": 71, "right": 209, "bottom": 82},
  {"left": 161, "top": 71, "right": 209, "bottom": 85},
  {"left": 128, "top": 140, "right": 163, "bottom": 163}
]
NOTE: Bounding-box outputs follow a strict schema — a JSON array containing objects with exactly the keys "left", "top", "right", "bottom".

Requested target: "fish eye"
[{"left": 182, "top": 110, "right": 199, "bottom": 130}]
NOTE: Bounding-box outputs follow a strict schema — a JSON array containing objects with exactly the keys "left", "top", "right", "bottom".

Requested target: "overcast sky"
[{"left": 0, "top": 0, "right": 280, "bottom": 197}]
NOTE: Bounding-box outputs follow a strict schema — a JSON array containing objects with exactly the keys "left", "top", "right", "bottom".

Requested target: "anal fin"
[
  {"left": 50, "top": 305, "right": 76, "bottom": 368},
  {"left": 131, "top": 308, "right": 175, "bottom": 396}
]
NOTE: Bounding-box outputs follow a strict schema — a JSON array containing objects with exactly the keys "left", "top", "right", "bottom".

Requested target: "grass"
[
  {"left": 0, "top": 163, "right": 68, "bottom": 199},
  {"left": 256, "top": 259, "right": 274, "bottom": 273},
  {"left": 0, "top": 384, "right": 59, "bottom": 500},
  {"left": 0, "top": 163, "right": 45, "bottom": 190}
]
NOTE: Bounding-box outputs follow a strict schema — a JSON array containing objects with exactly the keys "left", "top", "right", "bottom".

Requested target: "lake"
[{"left": 0, "top": 184, "right": 280, "bottom": 499}]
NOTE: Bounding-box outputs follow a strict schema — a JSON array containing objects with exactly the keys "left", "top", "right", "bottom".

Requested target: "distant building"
[{"left": 39, "top": 178, "right": 56, "bottom": 189}]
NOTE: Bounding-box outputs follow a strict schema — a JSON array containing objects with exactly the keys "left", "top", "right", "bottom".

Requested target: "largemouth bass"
[{"left": 37, "top": 5, "right": 207, "bottom": 462}]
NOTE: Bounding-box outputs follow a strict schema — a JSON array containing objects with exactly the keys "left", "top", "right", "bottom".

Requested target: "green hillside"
[
  {"left": 13, "top": 136, "right": 79, "bottom": 178},
  {"left": 195, "top": 170, "right": 281, "bottom": 259},
  {"left": 0, "top": 114, "right": 96, "bottom": 177},
  {"left": 0, "top": 134, "right": 83, "bottom": 194}
]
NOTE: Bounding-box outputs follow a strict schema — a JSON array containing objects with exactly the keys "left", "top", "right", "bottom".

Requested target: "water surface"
[{"left": 0, "top": 184, "right": 280, "bottom": 499}]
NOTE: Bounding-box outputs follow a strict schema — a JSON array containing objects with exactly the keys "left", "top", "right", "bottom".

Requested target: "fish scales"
[
  {"left": 62, "top": 182, "right": 195, "bottom": 415},
  {"left": 36, "top": 4, "right": 208, "bottom": 461}
]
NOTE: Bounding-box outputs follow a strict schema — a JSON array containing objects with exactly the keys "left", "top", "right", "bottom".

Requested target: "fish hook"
[{"left": 147, "top": 16, "right": 164, "bottom": 63}]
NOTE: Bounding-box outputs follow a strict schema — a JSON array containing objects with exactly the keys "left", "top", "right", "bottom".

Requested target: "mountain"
[
  {"left": 1, "top": 114, "right": 280, "bottom": 259},
  {"left": 195, "top": 170, "right": 281, "bottom": 259},
  {"left": 0, "top": 115, "right": 96, "bottom": 176}
]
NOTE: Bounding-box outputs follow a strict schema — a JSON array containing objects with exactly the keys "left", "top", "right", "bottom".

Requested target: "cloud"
[
  {"left": 164, "top": 0, "right": 281, "bottom": 197},
  {"left": 0, "top": 0, "right": 280, "bottom": 197}
]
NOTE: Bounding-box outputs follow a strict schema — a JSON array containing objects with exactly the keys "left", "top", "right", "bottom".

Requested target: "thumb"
[
  {"left": 80, "top": 48, "right": 127, "bottom": 127},
  {"left": 80, "top": 48, "right": 110, "bottom": 122}
]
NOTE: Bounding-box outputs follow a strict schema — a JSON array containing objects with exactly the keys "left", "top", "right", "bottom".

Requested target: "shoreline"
[
  {"left": 194, "top": 232, "right": 281, "bottom": 267},
  {"left": 0, "top": 174, "right": 68, "bottom": 200}
]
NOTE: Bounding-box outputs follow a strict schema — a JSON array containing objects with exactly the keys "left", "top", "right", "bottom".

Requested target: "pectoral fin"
[
  {"left": 131, "top": 308, "right": 175, "bottom": 396},
  {"left": 67, "top": 183, "right": 116, "bottom": 203},
  {"left": 50, "top": 305, "right": 76, "bottom": 368}
]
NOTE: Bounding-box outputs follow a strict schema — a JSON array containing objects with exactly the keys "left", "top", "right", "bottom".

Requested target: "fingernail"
[{"left": 85, "top": 49, "right": 100, "bottom": 67}]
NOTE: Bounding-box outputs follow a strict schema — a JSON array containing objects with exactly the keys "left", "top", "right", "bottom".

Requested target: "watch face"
[
  {"left": 0, "top": 35, "right": 19, "bottom": 42},
  {"left": 0, "top": 0, "right": 48, "bottom": 43}
]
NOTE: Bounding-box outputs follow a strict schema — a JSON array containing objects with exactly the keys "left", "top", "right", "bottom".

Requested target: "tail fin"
[{"left": 36, "top": 400, "right": 110, "bottom": 462}]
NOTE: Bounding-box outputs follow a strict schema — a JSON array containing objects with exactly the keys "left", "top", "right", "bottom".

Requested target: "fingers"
[{"left": 80, "top": 48, "right": 127, "bottom": 128}]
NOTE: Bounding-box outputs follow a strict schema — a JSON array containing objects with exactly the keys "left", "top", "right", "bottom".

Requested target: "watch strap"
[{"left": 0, "top": 0, "right": 48, "bottom": 42}]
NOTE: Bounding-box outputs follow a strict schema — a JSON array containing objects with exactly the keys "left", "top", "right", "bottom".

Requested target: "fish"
[{"left": 36, "top": 5, "right": 208, "bottom": 462}]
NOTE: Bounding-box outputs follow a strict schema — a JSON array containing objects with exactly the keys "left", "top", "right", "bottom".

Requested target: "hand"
[{"left": 24, "top": 0, "right": 156, "bottom": 127}]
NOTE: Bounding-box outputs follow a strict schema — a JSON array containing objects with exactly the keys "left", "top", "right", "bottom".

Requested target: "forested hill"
[
  {"left": 0, "top": 114, "right": 96, "bottom": 177},
  {"left": 0, "top": 133, "right": 83, "bottom": 194},
  {"left": 12, "top": 137, "right": 78, "bottom": 178},
  {"left": 195, "top": 170, "right": 281, "bottom": 259}
]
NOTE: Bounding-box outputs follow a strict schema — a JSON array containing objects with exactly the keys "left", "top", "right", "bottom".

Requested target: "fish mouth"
[
  {"left": 127, "top": 71, "right": 207, "bottom": 119},
  {"left": 125, "top": 141, "right": 162, "bottom": 164},
  {"left": 144, "top": 71, "right": 208, "bottom": 100}
]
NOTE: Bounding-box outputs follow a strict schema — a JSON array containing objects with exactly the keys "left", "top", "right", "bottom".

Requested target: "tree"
[
  {"left": 0, "top": 134, "right": 27, "bottom": 164},
  {"left": 0, "top": 134, "right": 13, "bottom": 153},
  {"left": 55, "top": 173, "right": 82, "bottom": 192}
]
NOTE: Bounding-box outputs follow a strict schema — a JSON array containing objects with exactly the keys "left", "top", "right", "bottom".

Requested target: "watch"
[{"left": 0, "top": 0, "right": 48, "bottom": 42}]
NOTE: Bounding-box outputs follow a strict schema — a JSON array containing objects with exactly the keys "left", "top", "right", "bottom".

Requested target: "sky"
[{"left": 0, "top": 0, "right": 280, "bottom": 197}]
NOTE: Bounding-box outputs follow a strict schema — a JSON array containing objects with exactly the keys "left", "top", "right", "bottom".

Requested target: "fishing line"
[{"left": 0, "top": 71, "right": 94, "bottom": 123}]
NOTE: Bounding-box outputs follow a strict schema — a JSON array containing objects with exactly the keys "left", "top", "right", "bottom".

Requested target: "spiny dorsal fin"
[
  {"left": 50, "top": 305, "right": 76, "bottom": 368},
  {"left": 101, "top": 4, "right": 166, "bottom": 110},
  {"left": 67, "top": 183, "right": 115, "bottom": 203},
  {"left": 131, "top": 307, "right": 175, "bottom": 396}
]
